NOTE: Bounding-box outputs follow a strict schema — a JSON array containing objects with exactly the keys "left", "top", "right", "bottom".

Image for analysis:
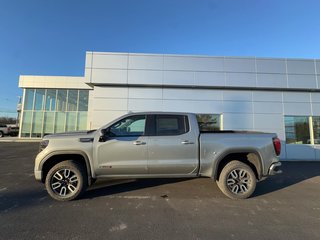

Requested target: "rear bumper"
[{"left": 268, "top": 162, "right": 282, "bottom": 175}]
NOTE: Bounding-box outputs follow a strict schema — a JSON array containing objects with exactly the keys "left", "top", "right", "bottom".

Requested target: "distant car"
[{"left": 0, "top": 124, "right": 19, "bottom": 137}]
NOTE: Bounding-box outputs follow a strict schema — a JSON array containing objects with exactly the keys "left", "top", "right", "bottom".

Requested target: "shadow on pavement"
[
  {"left": 83, "top": 178, "right": 192, "bottom": 199},
  {"left": 83, "top": 162, "right": 320, "bottom": 199},
  {"left": 253, "top": 161, "right": 320, "bottom": 197}
]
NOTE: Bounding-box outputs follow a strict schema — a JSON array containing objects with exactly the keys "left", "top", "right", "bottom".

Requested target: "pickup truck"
[{"left": 34, "top": 112, "right": 282, "bottom": 201}]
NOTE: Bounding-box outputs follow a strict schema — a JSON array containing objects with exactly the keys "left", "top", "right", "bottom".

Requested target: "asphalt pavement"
[{"left": 0, "top": 142, "right": 319, "bottom": 240}]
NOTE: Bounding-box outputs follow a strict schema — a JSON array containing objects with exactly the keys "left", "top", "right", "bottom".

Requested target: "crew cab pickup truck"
[{"left": 34, "top": 112, "right": 282, "bottom": 201}]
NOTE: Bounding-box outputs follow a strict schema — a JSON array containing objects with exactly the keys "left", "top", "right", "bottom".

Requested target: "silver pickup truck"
[{"left": 34, "top": 112, "right": 282, "bottom": 201}]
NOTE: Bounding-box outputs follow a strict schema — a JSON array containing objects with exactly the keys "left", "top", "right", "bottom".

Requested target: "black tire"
[
  {"left": 216, "top": 160, "right": 256, "bottom": 199},
  {"left": 0, "top": 131, "right": 3, "bottom": 138},
  {"left": 45, "top": 160, "right": 87, "bottom": 201}
]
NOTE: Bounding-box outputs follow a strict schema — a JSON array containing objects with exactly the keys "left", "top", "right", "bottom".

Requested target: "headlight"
[{"left": 39, "top": 140, "right": 49, "bottom": 152}]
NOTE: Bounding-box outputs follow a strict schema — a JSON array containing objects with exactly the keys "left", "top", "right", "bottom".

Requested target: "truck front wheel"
[
  {"left": 216, "top": 160, "right": 256, "bottom": 199},
  {"left": 45, "top": 160, "right": 87, "bottom": 201}
]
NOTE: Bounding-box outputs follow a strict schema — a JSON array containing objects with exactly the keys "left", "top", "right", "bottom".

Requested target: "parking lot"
[{"left": 0, "top": 142, "right": 319, "bottom": 240}]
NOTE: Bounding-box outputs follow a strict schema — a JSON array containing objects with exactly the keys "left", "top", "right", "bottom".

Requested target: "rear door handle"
[
  {"left": 133, "top": 141, "right": 146, "bottom": 145},
  {"left": 181, "top": 140, "right": 194, "bottom": 145}
]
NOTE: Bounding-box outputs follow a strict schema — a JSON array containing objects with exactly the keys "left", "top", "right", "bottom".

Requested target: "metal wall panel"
[
  {"left": 226, "top": 73, "right": 256, "bottom": 87},
  {"left": 128, "top": 88, "right": 162, "bottom": 99},
  {"left": 286, "top": 59, "right": 315, "bottom": 74},
  {"left": 90, "top": 110, "right": 127, "bottom": 129},
  {"left": 93, "top": 87, "right": 128, "bottom": 98},
  {"left": 312, "top": 103, "right": 320, "bottom": 115},
  {"left": 85, "top": 52, "right": 93, "bottom": 68},
  {"left": 224, "top": 58, "right": 256, "bottom": 73},
  {"left": 316, "top": 60, "right": 320, "bottom": 75},
  {"left": 92, "top": 99, "right": 128, "bottom": 111},
  {"left": 91, "top": 69, "right": 127, "bottom": 84},
  {"left": 128, "top": 55, "right": 163, "bottom": 70},
  {"left": 256, "top": 59, "right": 286, "bottom": 73},
  {"left": 128, "top": 99, "right": 163, "bottom": 111},
  {"left": 163, "top": 71, "right": 194, "bottom": 85},
  {"left": 163, "top": 56, "right": 224, "bottom": 71},
  {"left": 223, "top": 101, "right": 253, "bottom": 113},
  {"left": 163, "top": 89, "right": 223, "bottom": 101},
  {"left": 128, "top": 70, "right": 163, "bottom": 85},
  {"left": 256, "top": 73, "right": 287, "bottom": 88},
  {"left": 252, "top": 91, "right": 282, "bottom": 102},
  {"left": 286, "top": 144, "right": 315, "bottom": 160},
  {"left": 253, "top": 102, "right": 283, "bottom": 114},
  {"left": 223, "top": 113, "right": 254, "bottom": 129},
  {"left": 287, "top": 74, "right": 317, "bottom": 89},
  {"left": 311, "top": 93, "right": 320, "bottom": 102},
  {"left": 92, "top": 53, "right": 128, "bottom": 69},
  {"left": 315, "top": 146, "right": 320, "bottom": 160},
  {"left": 195, "top": 72, "right": 225, "bottom": 86},
  {"left": 283, "top": 92, "right": 310, "bottom": 102},
  {"left": 162, "top": 100, "right": 195, "bottom": 112},
  {"left": 253, "top": 114, "right": 283, "bottom": 129},
  {"left": 223, "top": 91, "right": 252, "bottom": 101},
  {"left": 283, "top": 102, "right": 312, "bottom": 115}
]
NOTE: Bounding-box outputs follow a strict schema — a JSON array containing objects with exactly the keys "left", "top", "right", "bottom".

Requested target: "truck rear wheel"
[
  {"left": 45, "top": 160, "right": 87, "bottom": 201},
  {"left": 216, "top": 160, "right": 256, "bottom": 199}
]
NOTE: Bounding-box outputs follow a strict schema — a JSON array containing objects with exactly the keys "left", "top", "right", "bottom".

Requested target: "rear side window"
[{"left": 155, "top": 115, "right": 189, "bottom": 136}]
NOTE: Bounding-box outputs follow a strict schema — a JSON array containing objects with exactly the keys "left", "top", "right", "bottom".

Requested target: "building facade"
[{"left": 19, "top": 52, "right": 320, "bottom": 160}]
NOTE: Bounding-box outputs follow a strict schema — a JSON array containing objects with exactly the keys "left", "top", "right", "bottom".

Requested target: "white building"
[{"left": 19, "top": 51, "right": 320, "bottom": 161}]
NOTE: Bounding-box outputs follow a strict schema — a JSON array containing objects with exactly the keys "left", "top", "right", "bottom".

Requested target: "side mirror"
[{"left": 99, "top": 128, "right": 109, "bottom": 142}]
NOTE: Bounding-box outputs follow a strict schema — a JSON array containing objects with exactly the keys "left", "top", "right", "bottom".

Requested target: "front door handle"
[
  {"left": 181, "top": 140, "right": 194, "bottom": 145},
  {"left": 133, "top": 141, "right": 146, "bottom": 145}
]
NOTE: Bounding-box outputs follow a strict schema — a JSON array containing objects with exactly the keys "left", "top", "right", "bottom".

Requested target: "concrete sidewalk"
[{"left": 0, "top": 137, "right": 41, "bottom": 142}]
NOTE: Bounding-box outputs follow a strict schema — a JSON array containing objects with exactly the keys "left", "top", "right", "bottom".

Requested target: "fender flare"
[{"left": 212, "top": 148, "right": 264, "bottom": 180}]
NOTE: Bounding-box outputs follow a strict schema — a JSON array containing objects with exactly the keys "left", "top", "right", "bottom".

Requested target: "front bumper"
[
  {"left": 34, "top": 170, "right": 42, "bottom": 181},
  {"left": 268, "top": 162, "right": 282, "bottom": 175}
]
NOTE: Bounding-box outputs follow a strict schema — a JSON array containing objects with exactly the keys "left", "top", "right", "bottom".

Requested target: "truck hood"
[{"left": 43, "top": 130, "right": 97, "bottom": 140}]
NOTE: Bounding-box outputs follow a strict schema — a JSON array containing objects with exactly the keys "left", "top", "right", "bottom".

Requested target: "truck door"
[
  {"left": 147, "top": 114, "right": 199, "bottom": 175},
  {"left": 95, "top": 114, "right": 148, "bottom": 175}
]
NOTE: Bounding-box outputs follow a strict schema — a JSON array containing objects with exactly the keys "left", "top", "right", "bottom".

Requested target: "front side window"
[
  {"left": 285, "top": 116, "right": 310, "bottom": 144},
  {"left": 155, "top": 115, "right": 189, "bottom": 136},
  {"left": 109, "top": 115, "right": 146, "bottom": 137}
]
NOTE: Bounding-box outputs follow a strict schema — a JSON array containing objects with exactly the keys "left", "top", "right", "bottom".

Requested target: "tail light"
[{"left": 273, "top": 137, "right": 281, "bottom": 156}]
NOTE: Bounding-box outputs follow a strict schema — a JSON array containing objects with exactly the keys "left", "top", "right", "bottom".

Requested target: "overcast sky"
[{"left": 1, "top": 0, "right": 320, "bottom": 117}]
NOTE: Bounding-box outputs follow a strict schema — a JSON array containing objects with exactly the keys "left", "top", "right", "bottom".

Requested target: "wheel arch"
[
  {"left": 40, "top": 151, "right": 94, "bottom": 185},
  {"left": 213, "top": 150, "right": 263, "bottom": 181}
]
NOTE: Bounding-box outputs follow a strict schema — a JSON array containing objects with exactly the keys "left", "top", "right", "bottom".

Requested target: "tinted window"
[
  {"left": 109, "top": 115, "right": 146, "bottom": 137},
  {"left": 156, "top": 115, "right": 189, "bottom": 136}
]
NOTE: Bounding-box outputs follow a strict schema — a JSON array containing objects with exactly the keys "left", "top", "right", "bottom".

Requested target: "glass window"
[
  {"left": 313, "top": 116, "right": 320, "bottom": 144},
  {"left": 156, "top": 115, "right": 189, "bottom": 136},
  {"left": 34, "top": 89, "right": 45, "bottom": 110},
  {"left": 55, "top": 112, "right": 66, "bottom": 133},
  {"left": 21, "top": 111, "right": 32, "bottom": 137},
  {"left": 45, "top": 89, "right": 57, "bottom": 111},
  {"left": 43, "top": 112, "right": 54, "bottom": 135},
  {"left": 31, "top": 111, "right": 44, "bottom": 137},
  {"left": 56, "top": 90, "right": 67, "bottom": 111},
  {"left": 78, "top": 90, "right": 89, "bottom": 111},
  {"left": 285, "top": 116, "right": 310, "bottom": 144},
  {"left": 67, "top": 90, "right": 78, "bottom": 111},
  {"left": 24, "top": 89, "right": 35, "bottom": 110},
  {"left": 66, "top": 112, "right": 77, "bottom": 132},
  {"left": 109, "top": 115, "right": 146, "bottom": 137},
  {"left": 196, "top": 114, "right": 221, "bottom": 131},
  {"left": 77, "top": 112, "right": 88, "bottom": 130}
]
